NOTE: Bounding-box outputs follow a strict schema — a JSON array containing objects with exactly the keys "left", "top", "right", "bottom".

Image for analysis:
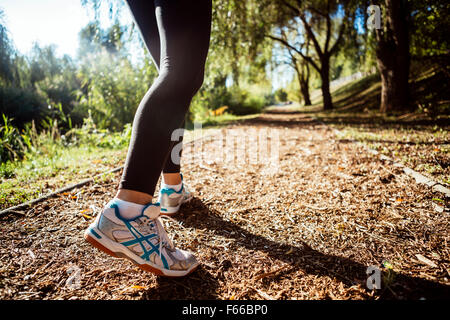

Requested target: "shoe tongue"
[{"left": 142, "top": 203, "right": 160, "bottom": 220}]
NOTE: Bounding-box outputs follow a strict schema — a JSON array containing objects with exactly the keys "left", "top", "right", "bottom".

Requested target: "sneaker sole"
[
  {"left": 84, "top": 226, "right": 199, "bottom": 277},
  {"left": 160, "top": 195, "right": 193, "bottom": 216}
]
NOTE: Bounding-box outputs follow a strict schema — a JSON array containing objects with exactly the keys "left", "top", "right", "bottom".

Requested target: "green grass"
[
  {"left": 188, "top": 112, "right": 261, "bottom": 129},
  {"left": 0, "top": 139, "right": 128, "bottom": 210}
]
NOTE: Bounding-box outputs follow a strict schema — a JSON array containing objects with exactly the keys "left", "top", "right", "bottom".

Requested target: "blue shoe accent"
[
  {"left": 85, "top": 195, "right": 198, "bottom": 276},
  {"left": 161, "top": 173, "right": 185, "bottom": 196},
  {"left": 160, "top": 184, "right": 184, "bottom": 196},
  {"left": 120, "top": 233, "right": 158, "bottom": 247},
  {"left": 122, "top": 220, "right": 169, "bottom": 269},
  {"left": 109, "top": 201, "right": 160, "bottom": 222},
  {"left": 108, "top": 202, "right": 169, "bottom": 269},
  {"left": 90, "top": 228, "right": 102, "bottom": 239},
  {"left": 159, "top": 173, "right": 192, "bottom": 215}
]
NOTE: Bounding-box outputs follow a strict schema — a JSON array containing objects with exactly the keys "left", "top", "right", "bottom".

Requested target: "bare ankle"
[
  {"left": 163, "top": 172, "right": 182, "bottom": 185},
  {"left": 116, "top": 189, "right": 153, "bottom": 205}
]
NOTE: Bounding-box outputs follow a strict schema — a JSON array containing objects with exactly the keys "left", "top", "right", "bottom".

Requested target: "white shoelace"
[{"left": 154, "top": 217, "right": 174, "bottom": 260}]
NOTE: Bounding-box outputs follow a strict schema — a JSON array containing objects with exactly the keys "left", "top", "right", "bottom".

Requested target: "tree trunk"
[
  {"left": 376, "top": 0, "right": 410, "bottom": 113},
  {"left": 300, "top": 79, "right": 312, "bottom": 106},
  {"left": 302, "top": 62, "right": 311, "bottom": 106},
  {"left": 377, "top": 48, "right": 410, "bottom": 112},
  {"left": 296, "top": 63, "right": 312, "bottom": 106},
  {"left": 320, "top": 57, "right": 333, "bottom": 110}
]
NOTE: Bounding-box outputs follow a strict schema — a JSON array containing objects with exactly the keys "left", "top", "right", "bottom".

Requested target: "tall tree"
[
  {"left": 298, "top": 55, "right": 311, "bottom": 105},
  {"left": 374, "top": 0, "right": 411, "bottom": 112},
  {"left": 267, "top": 0, "right": 350, "bottom": 110},
  {"left": 292, "top": 50, "right": 312, "bottom": 106},
  {"left": 279, "top": 29, "right": 312, "bottom": 106},
  {"left": 0, "top": 10, "right": 17, "bottom": 85}
]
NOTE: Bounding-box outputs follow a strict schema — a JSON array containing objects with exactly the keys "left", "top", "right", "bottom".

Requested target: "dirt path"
[{"left": 1, "top": 110, "right": 449, "bottom": 300}]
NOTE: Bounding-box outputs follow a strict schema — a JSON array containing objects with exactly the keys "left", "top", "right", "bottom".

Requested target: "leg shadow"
[
  {"left": 140, "top": 265, "right": 219, "bottom": 299},
  {"left": 173, "top": 197, "right": 449, "bottom": 300}
]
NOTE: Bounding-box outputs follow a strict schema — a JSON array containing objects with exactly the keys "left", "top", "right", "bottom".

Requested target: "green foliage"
[
  {"left": 0, "top": 115, "right": 27, "bottom": 163},
  {"left": 66, "top": 113, "right": 131, "bottom": 149},
  {"left": 76, "top": 22, "right": 158, "bottom": 130},
  {"left": 227, "top": 86, "right": 266, "bottom": 115},
  {"left": 78, "top": 56, "right": 156, "bottom": 130},
  {"left": 0, "top": 109, "right": 131, "bottom": 180},
  {"left": 189, "top": 86, "right": 266, "bottom": 124},
  {"left": 275, "top": 88, "right": 288, "bottom": 102},
  {"left": 410, "top": 60, "right": 450, "bottom": 117},
  {"left": 1, "top": 0, "right": 448, "bottom": 169},
  {"left": 0, "top": 86, "right": 47, "bottom": 126},
  {"left": 410, "top": 0, "right": 450, "bottom": 58},
  {"left": 0, "top": 10, "right": 18, "bottom": 86}
]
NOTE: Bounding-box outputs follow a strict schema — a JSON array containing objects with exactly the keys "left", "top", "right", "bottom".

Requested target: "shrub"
[
  {"left": 274, "top": 88, "right": 288, "bottom": 102},
  {"left": 0, "top": 86, "right": 47, "bottom": 128},
  {"left": 0, "top": 115, "right": 28, "bottom": 163},
  {"left": 225, "top": 87, "right": 265, "bottom": 115}
]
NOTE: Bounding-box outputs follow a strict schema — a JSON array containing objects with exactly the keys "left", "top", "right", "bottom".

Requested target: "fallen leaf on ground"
[{"left": 415, "top": 254, "right": 438, "bottom": 268}]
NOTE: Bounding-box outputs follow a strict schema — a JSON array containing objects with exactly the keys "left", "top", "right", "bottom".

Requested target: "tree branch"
[
  {"left": 298, "top": 13, "right": 323, "bottom": 58},
  {"left": 324, "top": 0, "right": 332, "bottom": 52},
  {"left": 266, "top": 34, "right": 301, "bottom": 55},
  {"left": 329, "top": 17, "right": 346, "bottom": 55},
  {"left": 266, "top": 34, "right": 320, "bottom": 72},
  {"left": 279, "top": 0, "right": 300, "bottom": 15}
]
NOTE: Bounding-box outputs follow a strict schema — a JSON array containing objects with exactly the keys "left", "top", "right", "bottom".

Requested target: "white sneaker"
[
  {"left": 158, "top": 174, "right": 193, "bottom": 215},
  {"left": 84, "top": 200, "right": 199, "bottom": 277}
]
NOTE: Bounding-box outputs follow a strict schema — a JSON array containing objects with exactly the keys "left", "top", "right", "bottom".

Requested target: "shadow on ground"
[
  {"left": 262, "top": 69, "right": 449, "bottom": 132},
  {"left": 149, "top": 198, "right": 450, "bottom": 300},
  {"left": 262, "top": 107, "right": 450, "bottom": 131},
  {"left": 141, "top": 265, "right": 220, "bottom": 299}
]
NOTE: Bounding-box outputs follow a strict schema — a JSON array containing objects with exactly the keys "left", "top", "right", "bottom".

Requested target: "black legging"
[{"left": 120, "top": 0, "right": 212, "bottom": 195}]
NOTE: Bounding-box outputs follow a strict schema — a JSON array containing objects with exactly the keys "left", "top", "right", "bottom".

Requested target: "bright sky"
[
  {"left": 0, "top": 0, "right": 289, "bottom": 90},
  {"left": 0, "top": 0, "right": 133, "bottom": 58}
]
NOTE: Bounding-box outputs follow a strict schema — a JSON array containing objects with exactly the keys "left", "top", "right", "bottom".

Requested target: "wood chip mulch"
[{"left": 1, "top": 110, "right": 449, "bottom": 300}]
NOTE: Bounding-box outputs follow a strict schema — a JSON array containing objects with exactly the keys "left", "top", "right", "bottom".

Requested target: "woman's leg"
[
  {"left": 123, "top": 0, "right": 184, "bottom": 188},
  {"left": 119, "top": 0, "right": 212, "bottom": 202},
  {"left": 84, "top": 0, "right": 211, "bottom": 276}
]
